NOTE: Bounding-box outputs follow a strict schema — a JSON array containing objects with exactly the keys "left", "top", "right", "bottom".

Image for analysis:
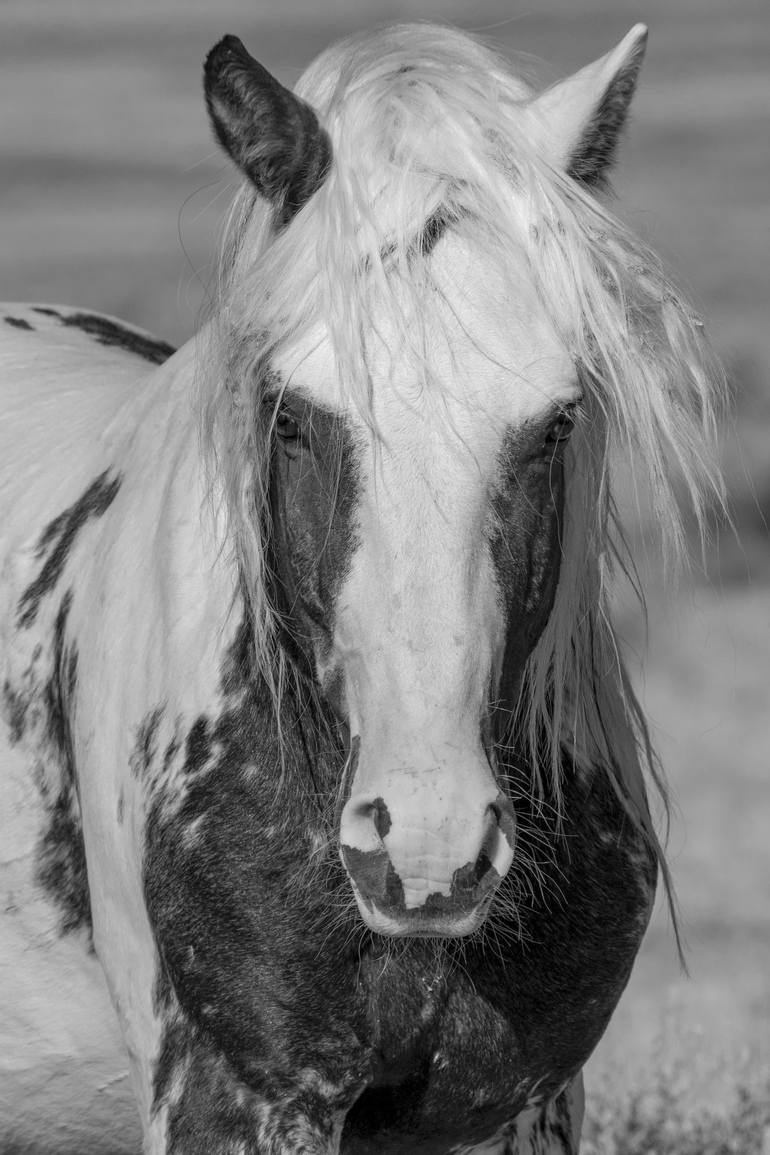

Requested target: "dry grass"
[
  {"left": 584, "top": 1018, "right": 770, "bottom": 1155},
  {"left": 585, "top": 575, "right": 770, "bottom": 1151}
]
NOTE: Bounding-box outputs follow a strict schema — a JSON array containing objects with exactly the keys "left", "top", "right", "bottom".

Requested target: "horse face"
[{"left": 270, "top": 233, "right": 579, "bottom": 936}]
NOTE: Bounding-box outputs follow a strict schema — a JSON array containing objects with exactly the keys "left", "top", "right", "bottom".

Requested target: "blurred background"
[{"left": 1, "top": 0, "right": 768, "bottom": 1147}]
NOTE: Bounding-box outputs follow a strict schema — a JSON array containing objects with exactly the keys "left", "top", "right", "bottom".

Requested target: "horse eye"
[
  {"left": 276, "top": 412, "right": 300, "bottom": 441},
  {"left": 544, "top": 409, "right": 576, "bottom": 448}
]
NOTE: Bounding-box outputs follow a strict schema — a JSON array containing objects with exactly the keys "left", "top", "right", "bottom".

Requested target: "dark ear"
[
  {"left": 525, "top": 25, "right": 648, "bottom": 187},
  {"left": 204, "top": 35, "right": 332, "bottom": 223}
]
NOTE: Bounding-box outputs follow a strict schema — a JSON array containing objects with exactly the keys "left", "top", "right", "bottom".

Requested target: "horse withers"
[{"left": 0, "top": 22, "right": 723, "bottom": 1155}]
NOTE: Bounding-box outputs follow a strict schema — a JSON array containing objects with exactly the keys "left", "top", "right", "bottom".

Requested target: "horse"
[{"left": 0, "top": 21, "right": 724, "bottom": 1155}]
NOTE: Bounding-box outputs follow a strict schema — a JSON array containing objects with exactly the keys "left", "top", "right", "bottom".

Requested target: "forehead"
[{"left": 272, "top": 230, "right": 576, "bottom": 429}]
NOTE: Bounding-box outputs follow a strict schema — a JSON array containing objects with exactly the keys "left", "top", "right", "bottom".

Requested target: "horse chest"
[
  {"left": 148, "top": 751, "right": 653, "bottom": 1153},
  {"left": 339, "top": 781, "right": 654, "bottom": 1151}
]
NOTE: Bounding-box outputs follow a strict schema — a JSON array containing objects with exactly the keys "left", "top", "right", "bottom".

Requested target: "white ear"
[{"left": 525, "top": 24, "right": 648, "bottom": 186}]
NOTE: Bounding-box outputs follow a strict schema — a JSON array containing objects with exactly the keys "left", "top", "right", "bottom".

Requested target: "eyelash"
[{"left": 543, "top": 401, "right": 581, "bottom": 449}]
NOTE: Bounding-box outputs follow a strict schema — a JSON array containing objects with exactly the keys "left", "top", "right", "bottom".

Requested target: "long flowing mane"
[{"left": 200, "top": 24, "right": 725, "bottom": 917}]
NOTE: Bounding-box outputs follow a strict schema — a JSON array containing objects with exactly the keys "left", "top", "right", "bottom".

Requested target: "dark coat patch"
[
  {"left": 130, "top": 707, "right": 165, "bottom": 779},
  {"left": 4, "top": 315, "right": 34, "bottom": 331},
  {"left": 146, "top": 628, "right": 371, "bottom": 1145},
  {"left": 31, "top": 306, "right": 175, "bottom": 365},
  {"left": 17, "top": 471, "right": 121, "bottom": 627},
  {"left": 182, "top": 715, "right": 212, "bottom": 775},
  {"left": 155, "top": 998, "right": 350, "bottom": 1155},
  {"left": 487, "top": 424, "right": 567, "bottom": 717},
  {"left": 3, "top": 679, "right": 30, "bottom": 743},
  {"left": 144, "top": 621, "right": 654, "bottom": 1151},
  {"left": 35, "top": 591, "right": 92, "bottom": 935}
]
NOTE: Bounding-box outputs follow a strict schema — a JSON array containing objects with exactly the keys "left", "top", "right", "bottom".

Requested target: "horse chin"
[{"left": 351, "top": 889, "right": 492, "bottom": 940}]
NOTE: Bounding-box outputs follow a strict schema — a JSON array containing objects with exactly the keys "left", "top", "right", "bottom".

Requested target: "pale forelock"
[{"left": 199, "top": 23, "right": 726, "bottom": 936}]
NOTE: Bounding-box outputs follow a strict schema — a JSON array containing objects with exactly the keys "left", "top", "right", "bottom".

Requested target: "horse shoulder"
[
  {"left": 0, "top": 303, "right": 171, "bottom": 544},
  {"left": 0, "top": 726, "right": 140, "bottom": 1152},
  {"left": 0, "top": 310, "right": 223, "bottom": 1150}
]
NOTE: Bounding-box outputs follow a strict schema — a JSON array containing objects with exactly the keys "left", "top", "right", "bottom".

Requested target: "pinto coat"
[{"left": 0, "top": 20, "right": 723, "bottom": 1154}]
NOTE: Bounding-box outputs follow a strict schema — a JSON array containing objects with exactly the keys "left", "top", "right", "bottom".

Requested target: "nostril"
[
  {"left": 473, "top": 848, "right": 494, "bottom": 883},
  {"left": 338, "top": 794, "right": 396, "bottom": 908},
  {"left": 371, "top": 797, "right": 391, "bottom": 841},
  {"left": 490, "top": 794, "right": 516, "bottom": 845},
  {"left": 480, "top": 802, "right": 503, "bottom": 855},
  {"left": 339, "top": 793, "right": 392, "bottom": 857},
  {"left": 479, "top": 795, "right": 516, "bottom": 883}
]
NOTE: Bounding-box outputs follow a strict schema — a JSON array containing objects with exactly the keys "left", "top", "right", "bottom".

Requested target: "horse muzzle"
[{"left": 339, "top": 788, "right": 516, "bottom": 937}]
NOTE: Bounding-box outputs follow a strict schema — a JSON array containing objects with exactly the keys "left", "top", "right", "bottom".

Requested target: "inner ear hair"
[{"left": 568, "top": 38, "right": 647, "bottom": 187}]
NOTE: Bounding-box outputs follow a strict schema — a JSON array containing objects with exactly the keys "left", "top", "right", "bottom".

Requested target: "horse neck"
[{"left": 85, "top": 337, "right": 241, "bottom": 716}]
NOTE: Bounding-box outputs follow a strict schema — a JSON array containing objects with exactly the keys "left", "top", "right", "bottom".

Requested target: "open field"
[
  {"left": 2, "top": 0, "right": 769, "bottom": 1145},
  {"left": 586, "top": 579, "right": 770, "bottom": 1141}
]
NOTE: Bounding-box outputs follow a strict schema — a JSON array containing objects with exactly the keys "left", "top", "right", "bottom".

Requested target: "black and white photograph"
[{"left": 1, "top": 1, "right": 768, "bottom": 1151}]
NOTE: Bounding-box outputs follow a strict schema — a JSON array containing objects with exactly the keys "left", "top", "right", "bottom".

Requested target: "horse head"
[{"left": 201, "top": 25, "right": 694, "bottom": 939}]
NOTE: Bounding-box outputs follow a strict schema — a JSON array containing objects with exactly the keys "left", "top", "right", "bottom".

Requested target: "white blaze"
[{"left": 274, "top": 232, "right": 578, "bottom": 924}]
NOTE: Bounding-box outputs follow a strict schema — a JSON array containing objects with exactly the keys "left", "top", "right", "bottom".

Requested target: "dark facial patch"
[
  {"left": 17, "top": 471, "right": 121, "bottom": 628},
  {"left": 487, "top": 420, "right": 568, "bottom": 715},
  {"left": 29, "top": 306, "right": 175, "bottom": 364},
  {"left": 266, "top": 392, "right": 361, "bottom": 681},
  {"left": 4, "top": 315, "right": 34, "bottom": 331}
]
